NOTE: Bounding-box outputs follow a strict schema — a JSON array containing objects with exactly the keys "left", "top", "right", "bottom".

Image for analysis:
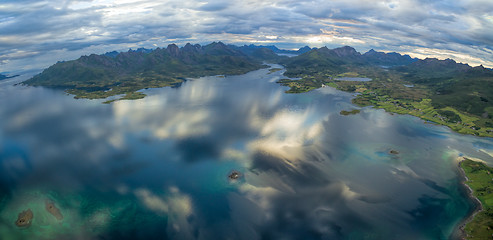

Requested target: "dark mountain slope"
[
  {"left": 24, "top": 42, "right": 266, "bottom": 101},
  {"left": 362, "top": 49, "right": 417, "bottom": 66}
]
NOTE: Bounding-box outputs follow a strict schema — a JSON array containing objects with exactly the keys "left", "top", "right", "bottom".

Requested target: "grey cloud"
[
  {"left": 286, "top": 0, "right": 492, "bottom": 61},
  {"left": 250, "top": 151, "right": 331, "bottom": 187},
  {"left": 0, "top": 91, "right": 125, "bottom": 191},
  {"left": 1, "top": 0, "right": 493, "bottom": 73},
  {"left": 198, "top": 1, "right": 231, "bottom": 11},
  {"left": 257, "top": 185, "right": 371, "bottom": 240}
]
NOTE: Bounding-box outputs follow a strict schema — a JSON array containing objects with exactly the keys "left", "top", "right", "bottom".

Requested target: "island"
[
  {"left": 460, "top": 158, "right": 493, "bottom": 239},
  {"left": 23, "top": 42, "right": 282, "bottom": 102},
  {"left": 45, "top": 200, "right": 63, "bottom": 220},
  {"left": 15, "top": 209, "right": 33, "bottom": 227},
  {"left": 228, "top": 170, "right": 241, "bottom": 181},
  {"left": 340, "top": 109, "right": 360, "bottom": 116},
  {"left": 389, "top": 150, "right": 399, "bottom": 155},
  {"left": 268, "top": 68, "right": 282, "bottom": 74}
]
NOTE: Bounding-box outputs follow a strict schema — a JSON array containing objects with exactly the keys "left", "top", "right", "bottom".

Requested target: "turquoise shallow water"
[{"left": 1, "top": 65, "right": 493, "bottom": 239}]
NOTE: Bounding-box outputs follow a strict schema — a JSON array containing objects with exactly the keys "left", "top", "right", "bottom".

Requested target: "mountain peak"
[
  {"left": 467, "top": 64, "right": 493, "bottom": 75},
  {"left": 362, "top": 49, "right": 417, "bottom": 66},
  {"left": 421, "top": 58, "right": 459, "bottom": 66},
  {"left": 104, "top": 51, "right": 119, "bottom": 58},
  {"left": 166, "top": 44, "right": 180, "bottom": 56},
  {"left": 409, "top": 57, "right": 471, "bottom": 73},
  {"left": 297, "top": 46, "right": 312, "bottom": 53},
  {"left": 210, "top": 41, "right": 226, "bottom": 47},
  {"left": 167, "top": 43, "right": 179, "bottom": 49},
  {"left": 183, "top": 43, "right": 202, "bottom": 53},
  {"left": 203, "top": 42, "right": 242, "bottom": 56},
  {"left": 331, "top": 46, "right": 360, "bottom": 57}
]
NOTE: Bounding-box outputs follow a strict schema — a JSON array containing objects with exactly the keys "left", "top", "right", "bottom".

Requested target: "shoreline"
[
  {"left": 361, "top": 102, "right": 493, "bottom": 139},
  {"left": 454, "top": 158, "right": 484, "bottom": 240}
]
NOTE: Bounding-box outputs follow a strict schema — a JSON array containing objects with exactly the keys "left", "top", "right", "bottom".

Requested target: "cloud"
[
  {"left": 134, "top": 188, "right": 169, "bottom": 214},
  {"left": 1, "top": 0, "right": 493, "bottom": 74},
  {"left": 197, "top": 1, "right": 231, "bottom": 11}
]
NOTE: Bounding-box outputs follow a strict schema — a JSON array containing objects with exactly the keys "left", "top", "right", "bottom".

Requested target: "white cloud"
[
  {"left": 111, "top": 90, "right": 213, "bottom": 139},
  {"left": 134, "top": 188, "right": 169, "bottom": 214},
  {"left": 1, "top": 0, "right": 493, "bottom": 73}
]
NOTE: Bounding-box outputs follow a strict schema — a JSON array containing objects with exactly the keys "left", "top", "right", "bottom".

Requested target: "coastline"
[
  {"left": 359, "top": 101, "right": 493, "bottom": 138},
  {"left": 454, "top": 158, "right": 484, "bottom": 240},
  {"left": 279, "top": 78, "right": 493, "bottom": 138}
]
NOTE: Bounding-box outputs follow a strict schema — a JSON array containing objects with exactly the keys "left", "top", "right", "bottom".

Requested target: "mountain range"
[
  {"left": 24, "top": 42, "right": 426, "bottom": 98},
  {"left": 232, "top": 44, "right": 312, "bottom": 55},
  {"left": 0, "top": 73, "right": 18, "bottom": 81}
]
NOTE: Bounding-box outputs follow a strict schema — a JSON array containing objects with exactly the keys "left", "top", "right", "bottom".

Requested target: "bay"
[{"left": 1, "top": 65, "right": 492, "bottom": 239}]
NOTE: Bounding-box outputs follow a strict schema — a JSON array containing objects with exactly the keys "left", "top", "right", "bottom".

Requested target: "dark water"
[
  {"left": 334, "top": 77, "right": 372, "bottom": 82},
  {"left": 1, "top": 65, "right": 493, "bottom": 239}
]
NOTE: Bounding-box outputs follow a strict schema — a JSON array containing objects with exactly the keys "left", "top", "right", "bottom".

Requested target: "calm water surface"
[
  {"left": 334, "top": 77, "right": 372, "bottom": 82},
  {"left": 1, "top": 65, "right": 493, "bottom": 239}
]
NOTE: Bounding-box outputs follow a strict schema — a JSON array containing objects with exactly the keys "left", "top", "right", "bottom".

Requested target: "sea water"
[{"left": 1, "top": 65, "right": 492, "bottom": 239}]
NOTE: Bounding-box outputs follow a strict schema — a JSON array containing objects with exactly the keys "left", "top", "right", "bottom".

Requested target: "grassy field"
[
  {"left": 352, "top": 93, "right": 493, "bottom": 137},
  {"left": 277, "top": 72, "right": 493, "bottom": 137},
  {"left": 461, "top": 159, "right": 493, "bottom": 239}
]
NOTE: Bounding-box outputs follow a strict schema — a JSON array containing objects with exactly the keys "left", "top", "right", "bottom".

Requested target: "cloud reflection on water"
[{"left": 1, "top": 67, "right": 492, "bottom": 239}]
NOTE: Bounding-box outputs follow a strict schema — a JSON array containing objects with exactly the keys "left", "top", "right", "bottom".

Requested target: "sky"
[{"left": 1, "top": 0, "right": 493, "bottom": 74}]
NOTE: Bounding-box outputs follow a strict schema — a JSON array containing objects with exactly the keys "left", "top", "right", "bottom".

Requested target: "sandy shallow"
[{"left": 45, "top": 200, "right": 63, "bottom": 220}]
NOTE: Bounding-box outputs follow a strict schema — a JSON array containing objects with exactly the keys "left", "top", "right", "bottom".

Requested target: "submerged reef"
[
  {"left": 45, "top": 200, "right": 63, "bottom": 220},
  {"left": 15, "top": 209, "right": 33, "bottom": 227}
]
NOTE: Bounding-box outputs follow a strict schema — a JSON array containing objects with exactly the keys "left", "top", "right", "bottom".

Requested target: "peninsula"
[
  {"left": 460, "top": 158, "right": 493, "bottom": 239},
  {"left": 278, "top": 46, "right": 493, "bottom": 137}
]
